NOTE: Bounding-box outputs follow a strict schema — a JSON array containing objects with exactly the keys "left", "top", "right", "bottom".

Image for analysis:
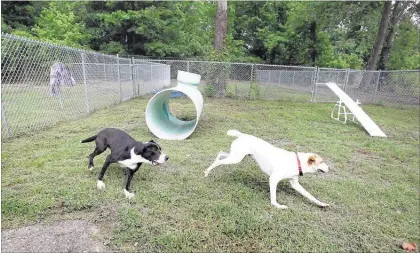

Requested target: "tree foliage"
[
  {"left": 1, "top": 1, "right": 418, "bottom": 70},
  {"left": 387, "top": 18, "right": 420, "bottom": 70},
  {"left": 14, "top": 1, "right": 91, "bottom": 48}
]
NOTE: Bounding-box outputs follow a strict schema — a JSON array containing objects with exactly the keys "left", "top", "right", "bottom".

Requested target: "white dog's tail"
[{"left": 227, "top": 129, "right": 243, "bottom": 137}]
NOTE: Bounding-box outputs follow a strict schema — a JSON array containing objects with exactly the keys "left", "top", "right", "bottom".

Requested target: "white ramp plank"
[{"left": 325, "top": 82, "right": 387, "bottom": 137}]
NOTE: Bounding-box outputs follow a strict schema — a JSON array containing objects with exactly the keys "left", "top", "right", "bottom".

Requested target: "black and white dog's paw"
[
  {"left": 124, "top": 189, "right": 135, "bottom": 199},
  {"left": 97, "top": 180, "right": 105, "bottom": 190},
  {"left": 88, "top": 166, "right": 94, "bottom": 172}
]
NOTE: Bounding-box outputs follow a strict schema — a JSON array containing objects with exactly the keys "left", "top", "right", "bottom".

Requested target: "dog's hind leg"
[
  {"left": 88, "top": 141, "right": 107, "bottom": 171},
  {"left": 88, "top": 148, "right": 100, "bottom": 171},
  {"left": 204, "top": 151, "right": 246, "bottom": 177},
  {"left": 96, "top": 155, "right": 114, "bottom": 190}
]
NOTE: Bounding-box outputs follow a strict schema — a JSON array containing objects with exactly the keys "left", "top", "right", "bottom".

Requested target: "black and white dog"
[{"left": 81, "top": 128, "right": 168, "bottom": 199}]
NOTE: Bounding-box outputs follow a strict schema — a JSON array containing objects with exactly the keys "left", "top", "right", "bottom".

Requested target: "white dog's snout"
[{"left": 318, "top": 162, "right": 329, "bottom": 173}]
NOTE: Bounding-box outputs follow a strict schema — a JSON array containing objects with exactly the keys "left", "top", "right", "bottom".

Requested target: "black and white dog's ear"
[
  {"left": 134, "top": 146, "right": 141, "bottom": 155},
  {"left": 149, "top": 140, "right": 155, "bottom": 143},
  {"left": 134, "top": 144, "right": 146, "bottom": 155}
]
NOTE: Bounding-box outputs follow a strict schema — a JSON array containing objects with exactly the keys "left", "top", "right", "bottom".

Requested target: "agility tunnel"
[{"left": 145, "top": 71, "right": 203, "bottom": 140}]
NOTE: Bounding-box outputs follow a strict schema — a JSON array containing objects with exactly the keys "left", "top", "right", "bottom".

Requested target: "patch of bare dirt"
[{"left": 2, "top": 220, "right": 109, "bottom": 252}]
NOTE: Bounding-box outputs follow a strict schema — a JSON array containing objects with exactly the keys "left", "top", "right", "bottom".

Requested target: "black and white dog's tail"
[
  {"left": 227, "top": 130, "right": 243, "bottom": 138},
  {"left": 80, "top": 135, "right": 97, "bottom": 143}
]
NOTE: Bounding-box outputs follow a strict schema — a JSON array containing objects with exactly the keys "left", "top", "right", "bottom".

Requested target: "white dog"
[{"left": 204, "top": 130, "right": 330, "bottom": 209}]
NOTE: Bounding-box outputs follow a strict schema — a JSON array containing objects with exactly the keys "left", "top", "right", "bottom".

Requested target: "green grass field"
[{"left": 1, "top": 97, "right": 419, "bottom": 252}]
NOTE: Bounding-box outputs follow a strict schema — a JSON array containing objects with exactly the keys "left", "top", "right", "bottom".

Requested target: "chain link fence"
[
  {"left": 137, "top": 58, "right": 419, "bottom": 107},
  {"left": 1, "top": 34, "right": 419, "bottom": 139},
  {"left": 135, "top": 59, "right": 319, "bottom": 101},
  {"left": 1, "top": 34, "right": 170, "bottom": 139},
  {"left": 312, "top": 68, "right": 420, "bottom": 105}
]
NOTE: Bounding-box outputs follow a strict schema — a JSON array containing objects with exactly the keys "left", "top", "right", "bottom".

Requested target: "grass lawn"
[{"left": 1, "top": 97, "right": 419, "bottom": 252}]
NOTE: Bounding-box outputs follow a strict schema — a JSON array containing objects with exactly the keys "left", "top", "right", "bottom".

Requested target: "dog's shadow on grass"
[{"left": 227, "top": 170, "right": 298, "bottom": 197}]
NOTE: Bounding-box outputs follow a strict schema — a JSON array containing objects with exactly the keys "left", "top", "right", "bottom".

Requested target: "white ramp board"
[{"left": 325, "top": 82, "right": 387, "bottom": 137}]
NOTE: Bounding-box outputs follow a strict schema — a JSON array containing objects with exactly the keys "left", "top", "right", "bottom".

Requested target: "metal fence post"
[
  {"left": 117, "top": 54, "right": 122, "bottom": 102},
  {"left": 150, "top": 65, "right": 154, "bottom": 92},
  {"left": 248, "top": 64, "right": 255, "bottom": 98},
  {"left": 57, "top": 92, "right": 64, "bottom": 109},
  {"left": 292, "top": 71, "right": 296, "bottom": 86},
  {"left": 103, "top": 54, "right": 107, "bottom": 82},
  {"left": 1, "top": 101, "right": 12, "bottom": 138},
  {"left": 343, "top": 68, "right": 350, "bottom": 91},
  {"left": 81, "top": 52, "right": 90, "bottom": 113},
  {"left": 250, "top": 64, "right": 254, "bottom": 83},
  {"left": 187, "top": 61, "right": 190, "bottom": 72},
  {"left": 137, "top": 64, "right": 141, "bottom": 96},
  {"left": 373, "top": 70, "right": 381, "bottom": 103},
  {"left": 310, "top": 67, "right": 319, "bottom": 102},
  {"left": 131, "top": 57, "right": 135, "bottom": 97},
  {"left": 278, "top": 68, "right": 282, "bottom": 85}
]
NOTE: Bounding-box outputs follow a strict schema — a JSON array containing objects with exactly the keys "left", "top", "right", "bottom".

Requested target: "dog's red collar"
[{"left": 295, "top": 152, "right": 303, "bottom": 176}]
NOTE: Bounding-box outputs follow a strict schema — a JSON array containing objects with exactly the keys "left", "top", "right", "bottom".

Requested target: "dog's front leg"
[
  {"left": 204, "top": 151, "right": 229, "bottom": 177},
  {"left": 269, "top": 176, "right": 288, "bottom": 209},
  {"left": 289, "top": 178, "right": 329, "bottom": 207},
  {"left": 123, "top": 166, "right": 139, "bottom": 199}
]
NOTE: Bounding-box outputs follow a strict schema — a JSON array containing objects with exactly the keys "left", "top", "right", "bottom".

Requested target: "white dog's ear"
[{"left": 307, "top": 155, "right": 316, "bottom": 166}]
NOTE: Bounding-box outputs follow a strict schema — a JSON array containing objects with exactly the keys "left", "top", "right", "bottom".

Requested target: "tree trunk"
[
  {"left": 359, "top": 1, "right": 392, "bottom": 90},
  {"left": 214, "top": 0, "right": 228, "bottom": 50},
  {"left": 309, "top": 21, "right": 317, "bottom": 66},
  {"left": 213, "top": 0, "right": 228, "bottom": 97},
  {"left": 379, "top": 1, "right": 407, "bottom": 70},
  {"left": 366, "top": 1, "right": 392, "bottom": 70}
]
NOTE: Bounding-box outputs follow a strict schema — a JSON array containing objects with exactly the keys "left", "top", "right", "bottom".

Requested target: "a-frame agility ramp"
[{"left": 325, "top": 82, "right": 387, "bottom": 138}]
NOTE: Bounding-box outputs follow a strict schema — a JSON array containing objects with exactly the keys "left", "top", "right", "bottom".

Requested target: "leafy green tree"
[
  {"left": 1, "top": 1, "right": 45, "bottom": 34},
  {"left": 379, "top": 2, "right": 419, "bottom": 70},
  {"left": 0, "top": 1, "right": 416, "bottom": 70},
  {"left": 365, "top": 1, "right": 392, "bottom": 71},
  {"left": 32, "top": 2, "right": 90, "bottom": 48},
  {"left": 387, "top": 18, "right": 420, "bottom": 70},
  {"left": 92, "top": 2, "right": 216, "bottom": 56},
  {"left": 233, "top": 2, "right": 288, "bottom": 63}
]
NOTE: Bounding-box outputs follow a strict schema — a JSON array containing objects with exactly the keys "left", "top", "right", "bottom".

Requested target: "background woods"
[{"left": 1, "top": 1, "right": 419, "bottom": 70}]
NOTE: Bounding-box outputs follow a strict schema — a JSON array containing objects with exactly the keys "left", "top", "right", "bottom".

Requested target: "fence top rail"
[
  {"left": 71, "top": 63, "right": 169, "bottom": 67},
  {"left": 256, "top": 69, "right": 316, "bottom": 72},
  {"left": 318, "top": 68, "right": 348, "bottom": 71},
  {"left": 1, "top": 33, "right": 123, "bottom": 61},
  {"left": 378, "top": 70, "right": 420, "bottom": 73},
  {"left": 253, "top": 63, "right": 316, "bottom": 70},
  {"left": 2, "top": 34, "right": 418, "bottom": 74},
  {"left": 138, "top": 58, "right": 317, "bottom": 70},
  {"left": 1, "top": 33, "right": 168, "bottom": 68},
  {"left": 346, "top": 70, "right": 420, "bottom": 73},
  {"left": 348, "top": 70, "right": 381, "bottom": 73}
]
